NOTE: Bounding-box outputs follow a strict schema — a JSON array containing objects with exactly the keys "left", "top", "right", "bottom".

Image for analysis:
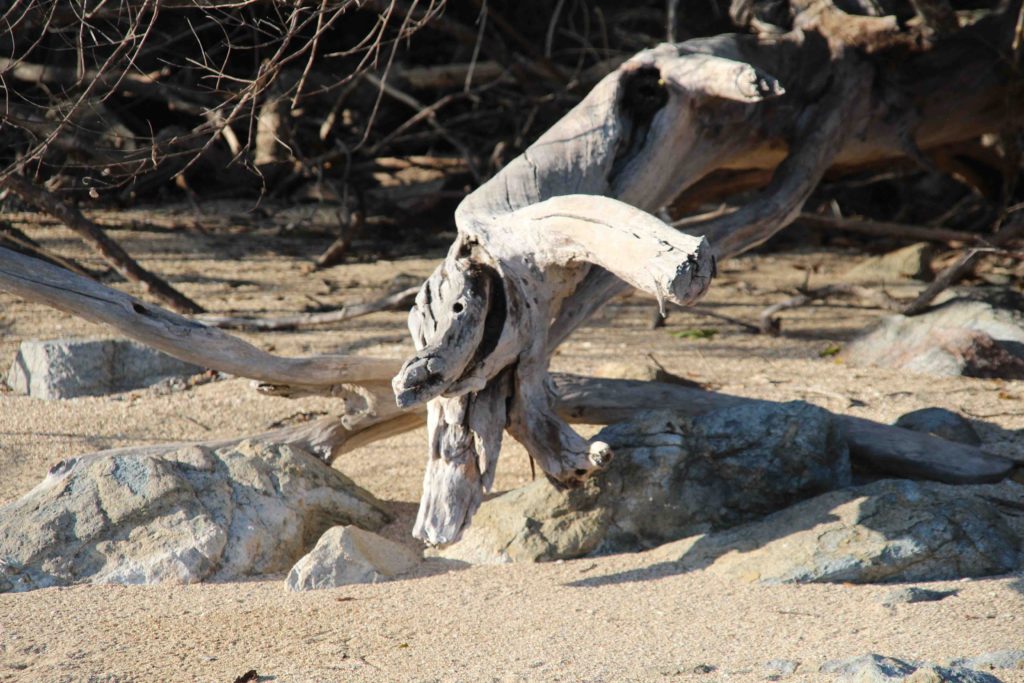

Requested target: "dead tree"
[{"left": 1, "top": 3, "right": 1020, "bottom": 545}]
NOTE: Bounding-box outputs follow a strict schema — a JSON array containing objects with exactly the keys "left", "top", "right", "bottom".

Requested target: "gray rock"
[
  {"left": 765, "top": 659, "right": 800, "bottom": 676},
  {"left": 951, "top": 651, "right": 1024, "bottom": 672},
  {"left": 845, "top": 243, "right": 935, "bottom": 283},
  {"left": 7, "top": 338, "right": 203, "bottom": 399},
  {"left": 652, "top": 479, "right": 1022, "bottom": 584},
  {"left": 906, "top": 666, "right": 1004, "bottom": 683},
  {"left": 0, "top": 440, "right": 388, "bottom": 592},
  {"left": 820, "top": 655, "right": 1001, "bottom": 682},
  {"left": 843, "top": 297, "right": 1024, "bottom": 379},
  {"left": 820, "top": 654, "right": 916, "bottom": 679},
  {"left": 879, "top": 586, "right": 958, "bottom": 606},
  {"left": 286, "top": 525, "right": 420, "bottom": 591},
  {"left": 438, "top": 401, "right": 850, "bottom": 563},
  {"left": 894, "top": 408, "right": 981, "bottom": 446}
]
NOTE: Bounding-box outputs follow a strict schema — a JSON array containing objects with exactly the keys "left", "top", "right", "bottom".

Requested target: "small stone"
[
  {"left": 765, "top": 659, "right": 800, "bottom": 676},
  {"left": 894, "top": 408, "right": 981, "bottom": 446},
  {"left": 286, "top": 526, "right": 420, "bottom": 591},
  {"left": 845, "top": 242, "right": 935, "bottom": 283},
  {"left": 692, "top": 663, "right": 717, "bottom": 674},
  {"left": 905, "top": 665, "right": 1003, "bottom": 683},
  {"left": 879, "top": 586, "right": 958, "bottom": 606}
]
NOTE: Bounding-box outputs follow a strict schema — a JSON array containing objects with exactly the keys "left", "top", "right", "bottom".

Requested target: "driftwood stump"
[{"left": 388, "top": 44, "right": 785, "bottom": 542}]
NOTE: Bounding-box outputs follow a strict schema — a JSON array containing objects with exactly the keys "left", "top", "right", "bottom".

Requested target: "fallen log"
[
  {"left": 6, "top": 244, "right": 1009, "bottom": 487},
  {"left": 0, "top": 247, "right": 401, "bottom": 426},
  {"left": 551, "top": 375, "right": 1016, "bottom": 486}
]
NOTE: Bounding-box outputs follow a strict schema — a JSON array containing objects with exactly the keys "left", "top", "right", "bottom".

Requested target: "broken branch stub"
[{"left": 393, "top": 44, "right": 775, "bottom": 544}]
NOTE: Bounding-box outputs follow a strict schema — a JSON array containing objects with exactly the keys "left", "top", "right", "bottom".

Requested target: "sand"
[{"left": 1, "top": 208, "right": 1021, "bottom": 682}]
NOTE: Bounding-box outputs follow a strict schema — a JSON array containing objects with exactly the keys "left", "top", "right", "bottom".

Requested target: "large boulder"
[
  {"left": 843, "top": 294, "right": 1024, "bottom": 379},
  {"left": 651, "top": 479, "right": 1023, "bottom": 584},
  {"left": 7, "top": 338, "right": 204, "bottom": 399},
  {"left": 0, "top": 440, "right": 389, "bottom": 593},
  {"left": 286, "top": 525, "right": 420, "bottom": 591},
  {"left": 438, "top": 401, "right": 850, "bottom": 563}
]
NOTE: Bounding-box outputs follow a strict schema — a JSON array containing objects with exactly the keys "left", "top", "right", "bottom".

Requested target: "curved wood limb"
[
  {"left": 693, "top": 57, "right": 871, "bottom": 258},
  {"left": 0, "top": 246, "right": 401, "bottom": 426}
]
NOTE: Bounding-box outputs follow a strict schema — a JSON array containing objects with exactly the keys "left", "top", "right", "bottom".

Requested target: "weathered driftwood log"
[
  {"left": 389, "top": 43, "right": 795, "bottom": 542},
  {"left": 551, "top": 375, "right": 1015, "bottom": 485},
  {"left": 387, "top": 5, "right": 1021, "bottom": 542},
  {"left": 1, "top": 4, "right": 1020, "bottom": 546},
  {"left": 1, "top": 245, "right": 1013, "bottom": 529}
]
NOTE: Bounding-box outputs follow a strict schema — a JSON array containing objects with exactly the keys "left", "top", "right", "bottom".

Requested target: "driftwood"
[
  {"left": 1, "top": 245, "right": 1014, "bottom": 533},
  {"left": 798, "top": 214, "right": 987, "bottom": 246},
  {"left": 2, "top": 4, "right": 1022, "bottom": 546},
  {"left": 904, "top": 212, "right": 1024, "bottom": 316},
  {"left": 388, "top": 8, "right": 1021, "bottom": 542}
]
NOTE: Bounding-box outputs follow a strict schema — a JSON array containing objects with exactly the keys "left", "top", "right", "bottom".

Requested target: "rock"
[
  {"left": 596, "top": 359, "right": 704, "bottom": 389},
  {"left": 438, "top": 401, "right": 850, "bottom": 563},
  {"left": 845, "top": 243, "right": 935, "bottom": 283},
  {"left": 653, "top": 479, "right": 1022, "bottom": 584},
  {"left": 903, "top": 665, "right": 1004, "bottom": 683},
  {"left": 286, "top": 526, "right": 419, "bottom": 591},
  {"left": 894, "top": 408, "right": 981, "bottom": 446},
  {"left": 842, "top": 297, "right": 1024, "bottom": 379},
  {"left": 0, "top": 440, "right": 388, "bottom": 592},
  {"left": 765, "top": 659, "right": 801, "bottom": 676},
  {"left": 6, "top": 338, "right": 203, "bottom": 399},
  {"left": 820, "top": 655, "right": 1001, "bottom": 682},
  {"left": 951, "top": 651, "right": 1024, "bottom": 672},
  {"left": 820, "top": 654, "right": 916, "bottom": 679},
  {"left": 879, "top": 586, "right": 958, "bottom": 606}
]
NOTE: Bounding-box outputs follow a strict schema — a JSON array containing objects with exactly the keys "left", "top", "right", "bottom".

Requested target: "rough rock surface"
[
  {"left": 0, "top": 441, "right": 388, "bottom": 593},
  {"left": 7, "top": 338, "right": 204, "bottom": 399},
  {"left": 651, "top": 479, "right": 1023, "bottom": 584},
  {"left": 438, "top": 401, "right": 849, "bottom": 563},
  {"left": 842, "top": 296, "right": 1024, "bottom": 378},
  {"left": 894, "top": 408, "right": 981, "bottom": 446},
  {"left": 286, "top": 525, "right": 420, "bottom": 591},
  {"left": 844, "top": 242, "right": 935, "bottom": 283}
]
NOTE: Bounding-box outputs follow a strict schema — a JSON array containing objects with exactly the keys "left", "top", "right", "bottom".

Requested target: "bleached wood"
[
  {"left": 394, "top": 46, "right": 785, "bottom": 543},
  {"left": 3, "top": 11, "right": 1020, "bottom": 547},
  {"left": 0, "top": 246, "right": 400, "bottom": 395}
]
